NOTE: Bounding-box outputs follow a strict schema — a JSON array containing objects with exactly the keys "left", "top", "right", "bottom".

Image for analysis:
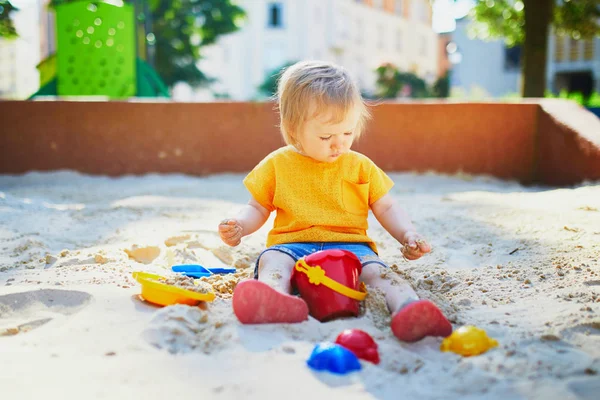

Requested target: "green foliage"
[
  {"left": 544, "top": 89, "right": 600, "bottom": 107},
  {"left": 0, "top": 1, "right": 18, "bottom": 39},
  {"left": 464, "top": 0, "right": 600, "bottom": 97},
  {"left": 468, "top": 0, "right": 600, "bottom": 46},
  {"left": 257, "top": 61, "right": 297, "bottom": 98},
  {"left": 470, "top": 0, "right": 525, "bottom": 47},
  {"left": 375, "top": 64, "right": 403, "bottom": 98},
  {"left": 554, "top": 0, "right": 600, "bottom": 39},
  {"left": 588, "top": 92, "right": 600, "bottom": 107},
  {"left": 374, "top": 63, "right": 432, "bottom": 99},
  {"left": 450, "top": 85, "right": 492, "bottom": 100},
  {"left": 432, "top": 72, "right": 451, "bottom": 98},
  {"left": 567, "top": 91, "right": 585, "bottom": 105},
  {"left": 149, "top": 0, "right": 246, "bottom": 87},
  {"left": 498, "top": 91, "right": 523, "bottom": 102},
  {"left": 49, "top": 0, "right": 246, "bottom": 88}
]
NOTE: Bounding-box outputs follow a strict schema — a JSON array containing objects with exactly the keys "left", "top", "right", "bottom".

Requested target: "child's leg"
[
  {"left": 361, "top": 264, "right": 452, "bottom": 342},
  {"left": 256, "top": 250, "right": 297, "bottom": 293},
  {"left": 360, "top": 263, "right": 419, "bottom": 313},
  {"left": 233, "top": 251, "right": 308, "bottom": 324}
]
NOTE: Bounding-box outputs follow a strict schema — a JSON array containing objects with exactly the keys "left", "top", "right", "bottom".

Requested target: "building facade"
[
  {"left": 39, "top": 0, "right": 56, "bottom": 60},
  {"left": 449, "top": 17, "right": 521, "bottom": 98},
  {"left": 0, "top": 0, "right": 42, "bottom": 99},
  {"left": 191, "top": 0, "right": 438, "bottom": 100},
  {"left": 451, "top": 16, "right": 600, "bottom": 99},
  {"left": 548, "top": 32, "right": 599, "bottom": 95}
]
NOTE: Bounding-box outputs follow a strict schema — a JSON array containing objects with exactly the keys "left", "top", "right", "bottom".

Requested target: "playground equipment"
[{"left": 32, "top": 0, "right": 169, "bottom": 98}]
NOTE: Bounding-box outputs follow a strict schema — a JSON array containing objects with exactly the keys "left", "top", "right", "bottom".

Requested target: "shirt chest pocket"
[{"left": 341, "top": 179, "right": 370, "bottom": 216}]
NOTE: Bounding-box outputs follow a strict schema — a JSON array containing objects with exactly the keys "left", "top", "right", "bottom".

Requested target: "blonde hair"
[{"left": 276, "top": 60, "right": 371, "bottom": 146}]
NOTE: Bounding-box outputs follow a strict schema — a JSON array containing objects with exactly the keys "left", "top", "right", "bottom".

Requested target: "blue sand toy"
[
  {"left": 172, "top": 264, "right": 236, "bottom": 278},
  {"left": 307, "top": 343, "right": 362, "bottom": 374}
]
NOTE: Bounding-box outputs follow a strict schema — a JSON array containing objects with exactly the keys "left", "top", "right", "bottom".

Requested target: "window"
[
  {"left": 569, "top": 38, "right": 580, "bottom": 61},
  {"left": 267, "top": 2, "right": 283, "bottom": 28},
  {"left": 420, "top": 36, "right": 427, "bottom": 57},
  {"left": 339, "top": 11, "right": 349, "bottom": 40},
  {"left": 378, "top": 25, "right": 385, "bottom": 49},
  {"left": 423, "top": 2, "right": 431, "bottom": 24},
  {"left": 314, "top": 6, "right": 322, "bottom": 24},
  {"left": 583, "top": 39, "right": 595, "bottom": 61},
  {"left": 554, "top": 34, "right": 565, "bottom": 62},
  {"left": 504, "top": 45, "right": 521, "bottom": 70},
  {"left": 355, "top": 57, "right": 365, "bottom": 89},
  {"left": 413, "top": 0, "right": 429, "bottom": 24},
  {"left": 223, "top": 45, "right": 230, "bottom": 63},
  {"left": 395, "top": 0, "right": 404, "bottom": 15},
  {"left": 356, "top": 19, "right": 363, "bottom": 45}
]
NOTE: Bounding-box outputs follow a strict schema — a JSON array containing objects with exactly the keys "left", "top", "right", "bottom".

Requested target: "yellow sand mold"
[{"left": 132, "top": 272, "right": 216, "bottom": 306}]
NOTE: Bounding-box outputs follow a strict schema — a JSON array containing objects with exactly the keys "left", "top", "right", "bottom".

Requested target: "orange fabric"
[{"left": 243, "top": 146, "right": 394, "bottom": 252}]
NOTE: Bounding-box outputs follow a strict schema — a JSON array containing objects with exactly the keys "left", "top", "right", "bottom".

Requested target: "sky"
[
  {"left": 432, "top": 0, "right": 475, "bottom": 33},
  {"left": 11, "top": 0, "right": 474, "bottom": 34}
]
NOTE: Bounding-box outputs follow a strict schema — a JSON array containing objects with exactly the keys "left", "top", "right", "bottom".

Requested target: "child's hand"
[
  {"left": 219, "top": 219, "right": 243, "bottom": 246},
  {"left": 401, "top": 231, "right": 431, "bottom": 260}
]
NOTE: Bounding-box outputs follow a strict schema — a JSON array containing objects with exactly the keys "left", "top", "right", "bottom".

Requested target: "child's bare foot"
[
  {"left": 233, "top": 280, "right": 309, "bottom": 324},
  {"left": 391, "top": 300, "right": 452, "bottom": 342}
]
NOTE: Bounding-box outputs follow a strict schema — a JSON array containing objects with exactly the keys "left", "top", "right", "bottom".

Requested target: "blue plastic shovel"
[{"left": 172, "top": 264, "right": 236, "bottom": 278}]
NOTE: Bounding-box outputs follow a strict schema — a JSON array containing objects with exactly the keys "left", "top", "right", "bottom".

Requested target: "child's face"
[{"left": 297, "top": 105, "right": 360, "bottom": 163}]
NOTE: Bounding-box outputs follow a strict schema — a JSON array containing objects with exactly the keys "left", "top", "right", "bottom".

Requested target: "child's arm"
[
  {"left": 370, "top": 193, "right": 431, "bottom": 260},
  {"left": 218, "top": 198, "right": 271, "bottom": 246}
]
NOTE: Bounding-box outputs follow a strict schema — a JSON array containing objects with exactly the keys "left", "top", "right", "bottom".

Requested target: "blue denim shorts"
[{"left": 254, "top": 242, "right": 388, "bottom": 279}]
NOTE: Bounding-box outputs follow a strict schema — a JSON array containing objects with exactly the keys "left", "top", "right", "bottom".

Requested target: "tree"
[
  {"left": 374, "top": 63, "right": 431, "bottom": 99},
  {"left": 148, "top": 0, "right": 245, "bottom": 87},
  {"left": 465, "top": 0, "right": 600, "bottom": 97},
  {"left": 432, "top": 72, "right": 450, "bottom": 98},
  {"left": 257, "top": 61, "right": 297, "bottom": 98},
  {"left": 0, "top": 1, "right": 18, "bottom": 39},
  {"left": 49, "top": 0, "right": 246, "bottom": 88}
]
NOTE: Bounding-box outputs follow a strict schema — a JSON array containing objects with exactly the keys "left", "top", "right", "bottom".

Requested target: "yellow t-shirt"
[{"left": 243, "top": 146, "right": 394, "bottom": 253}]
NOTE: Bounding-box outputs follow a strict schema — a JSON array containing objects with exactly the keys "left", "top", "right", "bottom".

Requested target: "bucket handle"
[{"left": 295, "top": 259, "right": 367, "bottom": 301}]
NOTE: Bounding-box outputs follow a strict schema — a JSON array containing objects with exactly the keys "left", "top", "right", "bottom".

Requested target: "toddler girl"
[{"left": 218, "top": 60, "right": 452, "bottom": 342}]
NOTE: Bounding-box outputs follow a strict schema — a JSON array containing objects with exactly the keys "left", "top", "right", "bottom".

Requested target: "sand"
[{"left": 0, "top": 170, "right": 599, "bottom": 400}]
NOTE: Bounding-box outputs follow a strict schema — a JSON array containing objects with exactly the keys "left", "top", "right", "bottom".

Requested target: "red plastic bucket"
[{"left": 291, "top": 249, "right": 365, "bottom": 322}]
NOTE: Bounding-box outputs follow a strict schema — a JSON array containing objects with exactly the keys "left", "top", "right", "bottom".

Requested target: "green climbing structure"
[{"left": 32, "top": 0, "right": 168, "bottom": 99}]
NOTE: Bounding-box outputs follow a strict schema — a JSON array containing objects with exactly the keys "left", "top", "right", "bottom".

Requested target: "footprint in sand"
[
  {"left": 558, "top": 322, "right": 600, "bottom": 359},
  {"left": 561, "top": 322, "right": 600, "bottom": 337},
  {"left": 0, "top": 289, "right": 92, "bottom": 336},
  {"left": 568, "top": 378, "right": 600, "bottom": 400}
]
